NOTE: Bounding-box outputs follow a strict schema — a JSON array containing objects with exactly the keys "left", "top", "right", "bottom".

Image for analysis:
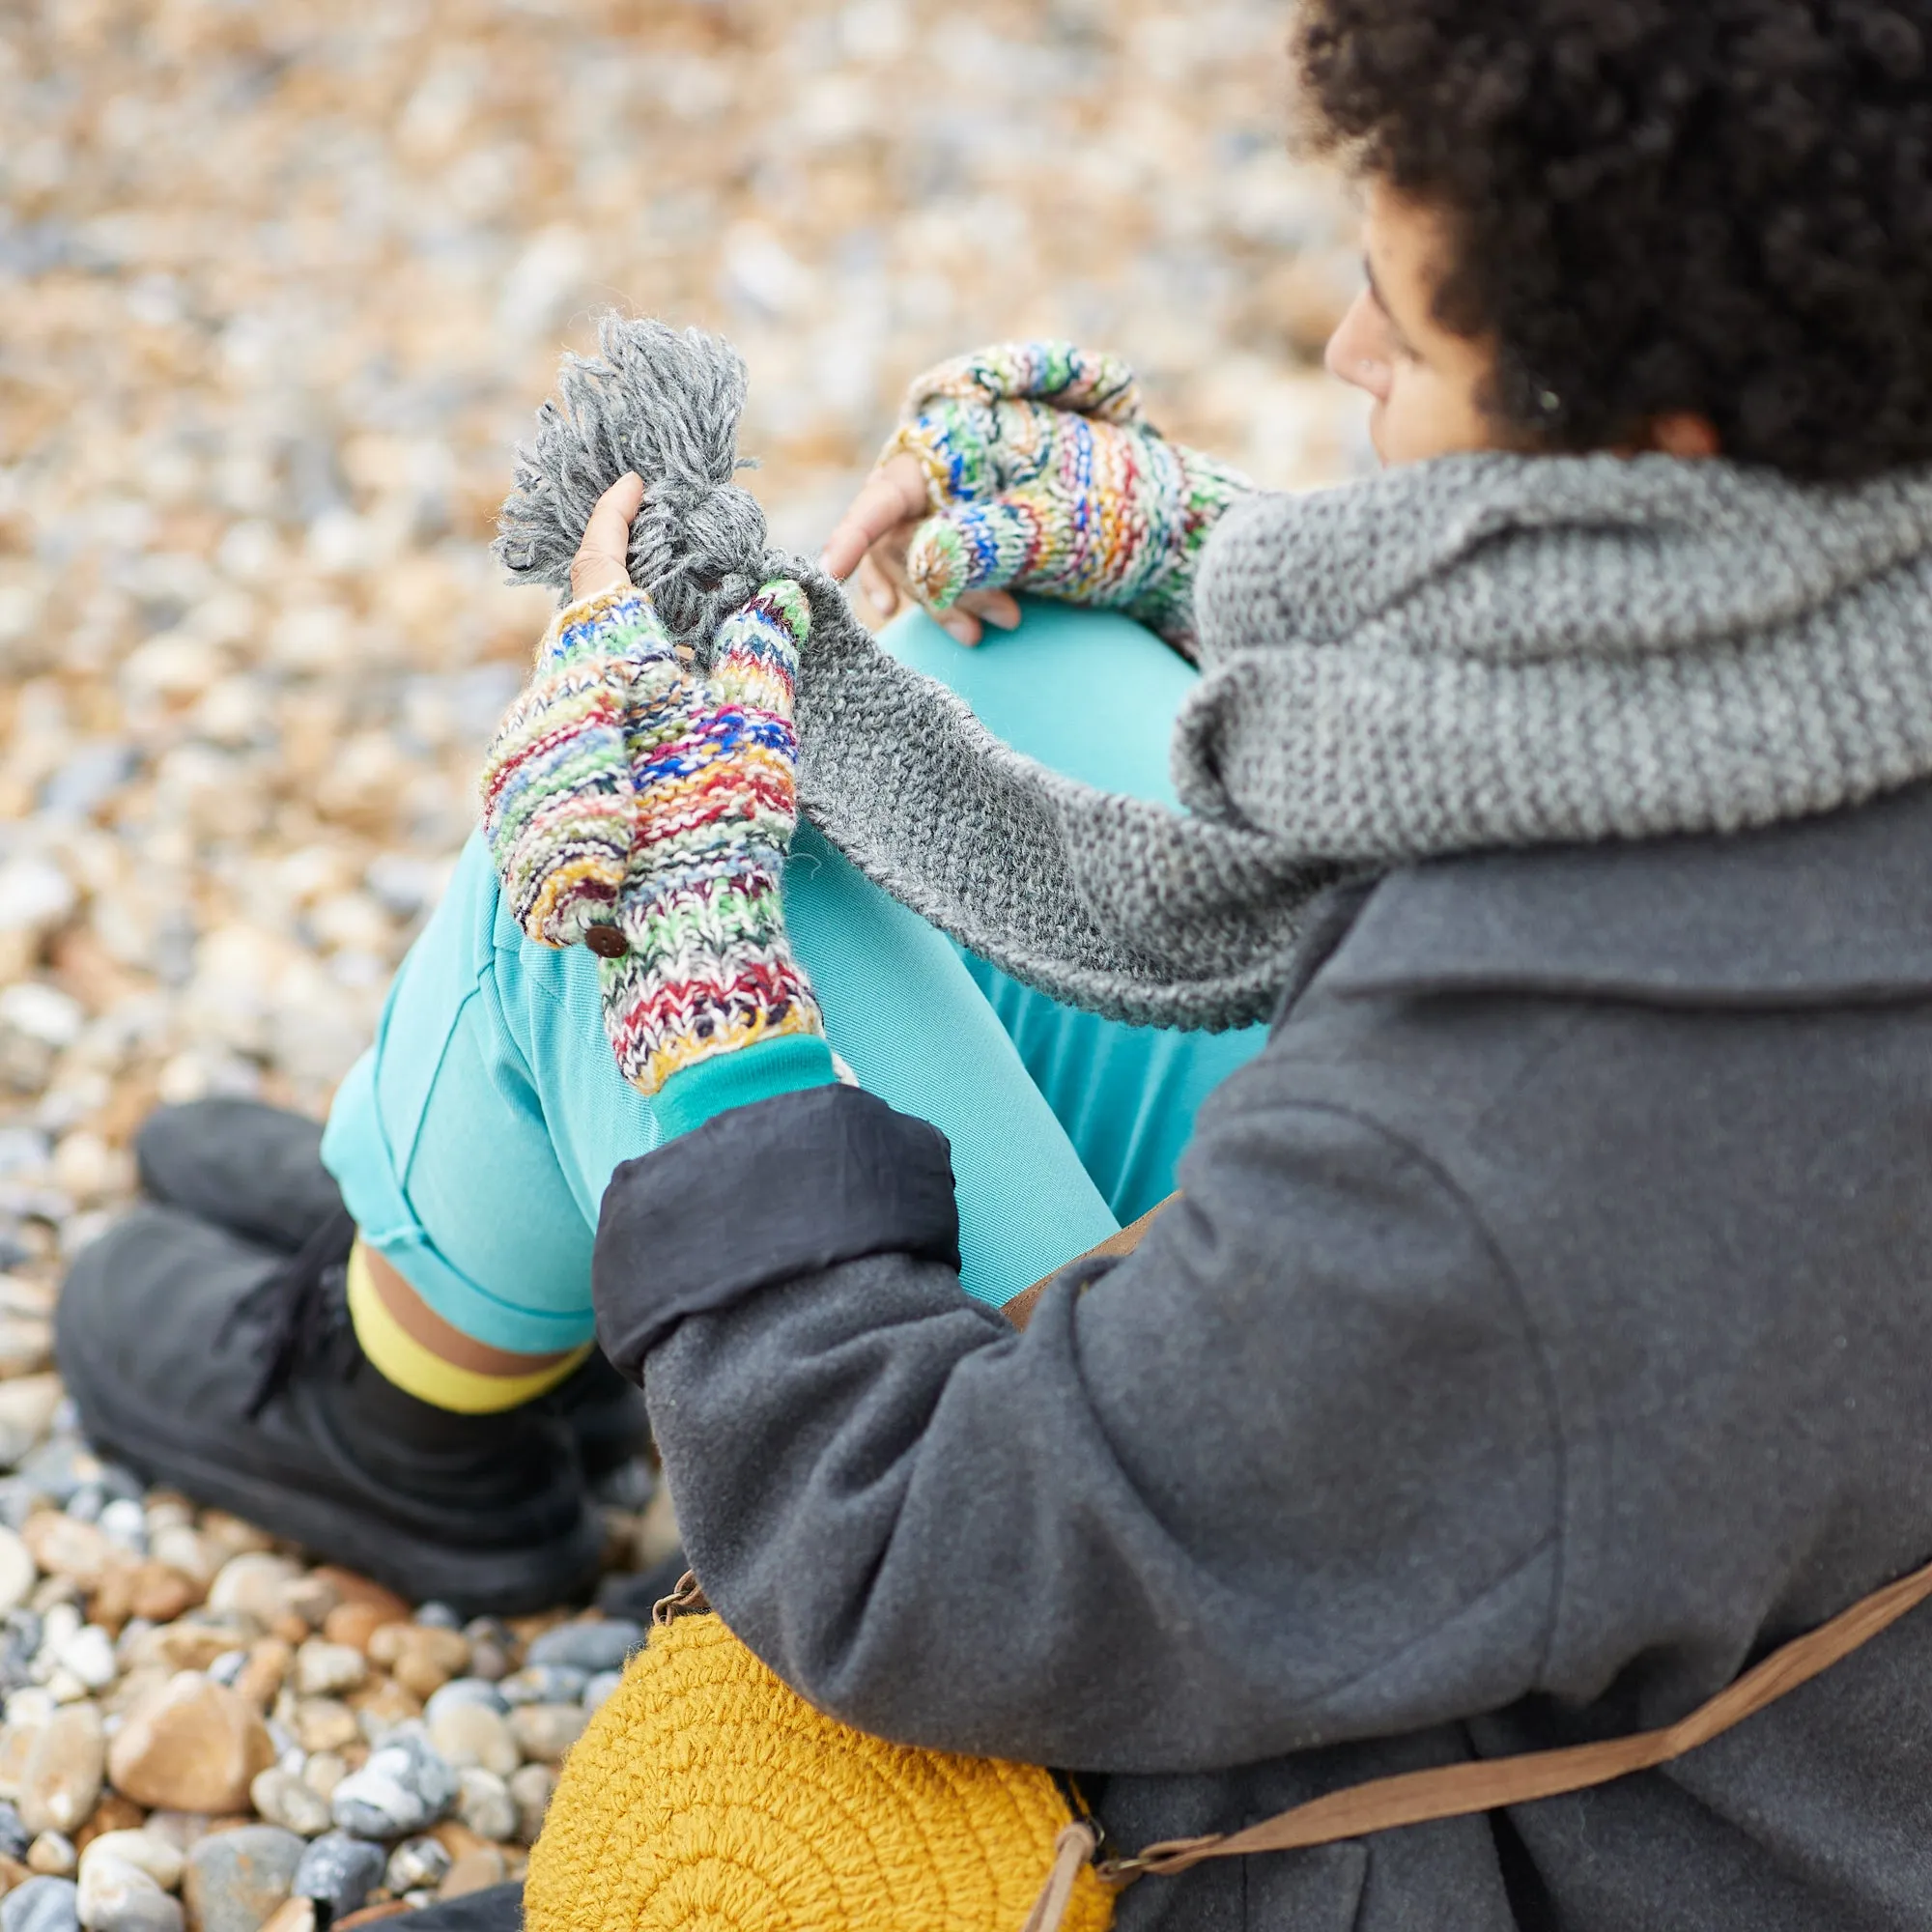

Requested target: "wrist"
[
  {"left": 604, "top": 867, "right": 824, "bottom": 1097},
  {"left": 538, "top": 583, "right": 666, "bottom": 668}
]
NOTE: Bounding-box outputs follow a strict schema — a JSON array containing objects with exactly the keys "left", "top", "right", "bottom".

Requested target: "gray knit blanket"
[{"left": 498, "top": 322, "right": 1932, "bottom": 1033}]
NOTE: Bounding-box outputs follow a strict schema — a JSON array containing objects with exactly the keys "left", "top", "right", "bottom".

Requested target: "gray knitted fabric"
[{"left": 498, "top": 319, "right": 1932, "bottom": 1032}]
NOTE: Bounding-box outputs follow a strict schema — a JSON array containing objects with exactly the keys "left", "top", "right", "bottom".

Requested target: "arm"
[{"left": 594, "top": 1054, "right": 1562, "bottom": 1774}]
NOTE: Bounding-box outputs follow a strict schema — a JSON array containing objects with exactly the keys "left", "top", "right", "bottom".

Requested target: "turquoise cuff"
[{"left": 655, "top": 1035, "right": 841, "bottom": 1140}]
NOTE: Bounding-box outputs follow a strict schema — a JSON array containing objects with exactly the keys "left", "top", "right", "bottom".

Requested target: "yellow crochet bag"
[{"left": 523, "top": 1597, "right": 1116, "bottom": 1932}]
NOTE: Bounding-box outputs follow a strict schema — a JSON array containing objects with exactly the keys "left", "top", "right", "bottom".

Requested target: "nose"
[{"left": 1324, "top": 287, "right": 1392, "bottom": 403}]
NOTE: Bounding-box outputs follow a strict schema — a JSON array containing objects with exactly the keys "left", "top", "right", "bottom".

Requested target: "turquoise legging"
[{"left": 320, "top": 600, "right": 1266, "bottom": 1351}]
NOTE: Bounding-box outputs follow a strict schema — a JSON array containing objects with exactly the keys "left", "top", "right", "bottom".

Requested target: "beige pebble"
[
  {"left": 27, "top": 1831, "right": 76, "bottom": 1876},
  {"left": 20, "top": 1701, "right": 105, "bottom": 1837},
  {"left": 437, "top": 1847, "right": 505, "bottom": 1901},
  {"left": 106, "top": 1672, "right": 275, "bottom": 1814},
  {"left": 291, "top": 1642, "right": 364, "bottom": 1700},
  {"left": 506, "top": 1763, "right": 555, "bottom": 1844},
  {"left": 504, "top": 1704, "right": 583, "bottom": 1767},
  {"left": 425, "top": 1705, "right": 517, "bottom": 1780},
  {"left": 77, "top": 1831, "right": 185, "bottom": 1892},
  {"left": 205, "top": 1556, "right": 301, "bottom": 1630},
  {"left": 365, "top": 1626, "right": 468, "bottom": 1700},
  {"left": 290, "top": 1700, "right": 359, "bottom": 1756},
  {"left": 22, "top": 1516, "right": 116, "bottom": 1591}
]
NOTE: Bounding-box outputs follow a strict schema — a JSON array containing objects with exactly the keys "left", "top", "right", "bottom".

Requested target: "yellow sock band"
[{"left": 346, "top": 1245, "right": 591, "bottom": 1415}]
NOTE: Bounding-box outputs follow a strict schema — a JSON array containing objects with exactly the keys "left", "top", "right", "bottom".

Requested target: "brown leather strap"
[
  {"left": 1102, "top": 1548, "right": 1932, "bottom": 1875},
  {"left": 999, "top": 1199, "right": 1932, "bottom": 1887},
  {"left": 1000, "top": 1194, "right": 1178, "bottom": 1331}
]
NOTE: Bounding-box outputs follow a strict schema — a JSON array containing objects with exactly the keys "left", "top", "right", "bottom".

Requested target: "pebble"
[
  {"left": 289, "top": 1646, "right": 363, "bottom": 1702},
  {"left": 75, "top": 1834, "right": 182, "bottom": 1893},
  {"left": 206, "top": 1560, "right": 302, "bottom": 1634},
  {"left": 451, "top": 1772, "right": 514, "bottom": 1847},
  {"left": 20, "top": 1703, "right": 103, "bottom": 1836},
  {"left": 20, "top": 1522, "right": 112, "bottom": 1595},
  {"left": 423, "top": 1705, "right": 517, "bottom": 1780},
  {"left": 245, "top": 1772, "right": 330, "bottom": 1841},
  {"left": 298, "top": 1756, "right": 347, "bottom": 1804},
  {"left": 0, "top": 1534, "right": 37, "bottom": 1618},
  {"left": 181, "top": 1828, "right": 303, "bottom": 1932},
  {"left": 105, "top": 1674, "right": 274, "bottom": 1813},
  {"left": 525, "top": 1621, "right": 641, "bottom": 1676},
  {"left": 419, "top": 1681, "right": 505, "bottom": 1724},
  {"left": 504, "top": 1705, "right": 584, "bottom": 1767},
  {"left": 0, "top": 1800, "right": 29, "bottom": 1860},
  {"left": 290, "top": 1834, "right": 384, "bottom": 1922},
  {"left": 289, "top": 1704, "right": 357, "bottom": 1758},
  {"left": 383, "top": 1838, "right": 448, "bottom": 1894},
  {"left": 26, "top": 1836, "right": 75, "bottom": 1879},
  {"left": 436, "top": 1848, "right": 504, "bottom": 1901},
  {"left": 2, "top": 1878, "right": 79, "bottom": 1932},
  {"left": 497, "top": 1666, "right": 584, "bottom": 1708},
  {"left": 506, "top": 1765, "right": 555, "bottom": 1847},
  {"left": 52, "top": 1632, "right": 116, "bottom": 1696},
  {"left": 582, "top": 1671, "right": 622, "bottom": 1713},
  {"left": 363, "top": 1628, "right": 467, "bottom": 1702},
  {"left": 74, "top": 1857, "right": 182, "bottom": 1932},
  {"left": 327, "top": 1729, "right": 456, "bottom": 1839}
]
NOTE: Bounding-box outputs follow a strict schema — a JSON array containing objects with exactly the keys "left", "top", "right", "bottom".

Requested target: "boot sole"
[{"left": 59, "top": 1349, "right": 606, "bottom": 1618}]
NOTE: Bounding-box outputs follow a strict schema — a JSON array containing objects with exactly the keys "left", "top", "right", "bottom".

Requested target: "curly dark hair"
[{"left": 1293, "top": 0, "right": 1932, "bottom": 478}]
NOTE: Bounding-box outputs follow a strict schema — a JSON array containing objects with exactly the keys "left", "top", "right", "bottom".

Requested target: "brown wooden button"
[{"left": 584, "top": 925, "right": 629, "bottom": 958}]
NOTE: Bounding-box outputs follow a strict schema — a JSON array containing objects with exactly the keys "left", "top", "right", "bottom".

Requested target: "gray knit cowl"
[{"left": 498, "top": 322, "right": 1932, "bottom": 1034}]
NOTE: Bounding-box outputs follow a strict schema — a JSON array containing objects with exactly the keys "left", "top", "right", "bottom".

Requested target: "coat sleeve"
[{"left": 595, "top": 1070, "right": 1563, "bottom": 1774}]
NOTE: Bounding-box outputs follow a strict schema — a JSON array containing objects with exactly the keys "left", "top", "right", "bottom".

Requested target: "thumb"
[{"left": 570, "top": 472, "right": 646, "bottom": 601}]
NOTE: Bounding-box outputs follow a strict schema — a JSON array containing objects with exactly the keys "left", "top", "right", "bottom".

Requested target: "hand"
[
  {"left": 599, "top": 577, "right": 824, "bottom": 1095},
  {"left": 820, "top": 454, "right": 1021, "bottom": 647},
  {"left": 829, "top": 341, "right": 1253, "bottom": 659},
  {"left": 482, "top": 475, "right": 668, "bottom": 951},
  {"left": 485, "top": 474, "right": 824, "bottom": 1094}
]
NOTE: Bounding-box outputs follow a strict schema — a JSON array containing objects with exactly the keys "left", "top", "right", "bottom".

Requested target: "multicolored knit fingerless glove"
[
  {"left": 884, "top": 341, "right": 1254, "bottom": 659},
  {"left": 481, "top": 580, "right": 827, "bottom": 1103},
  {"left": 483, "top": 584, "right": 663, "bottom": 949}
]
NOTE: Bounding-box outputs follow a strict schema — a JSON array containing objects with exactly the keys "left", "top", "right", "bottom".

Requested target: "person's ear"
[{"left": 1646, "top": 412, "right": 1722, "bottom": 460}]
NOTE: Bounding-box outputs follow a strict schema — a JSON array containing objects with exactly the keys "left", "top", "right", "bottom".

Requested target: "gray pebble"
[
  {"left": 2, "top": 1879, "right": 77, "bottom": 1932},
  {"left": 582, "top": 1671, "right": 622, "bottom": 1712},
  {"left": 328, "top": 1725, "right": 457, "bottom": 1839},
  {"left": 205, "top": 1650, "right": 247, "bottom": 1689},
  {"left": 421, "top": 1679, "right": 507, "bottom": 1723},
  {"left": 412, "top": 1603, "right": 461, "bottom": 1631},
  {"left": 465, "top": 1642, "right": 510, "bottom": 1684},
  {"left": 183, "top": 1827, "right": 303, "bottom": 1932},
  {"left": 526, "top": 1620, "right": 641, "bottom": 1675},
  {"left": 453, "top": 1770, "right": 516, "bottom": 1844},
  {"left": 383, "top": 1839, "right": 449, "bottom": 1894},
  {"left": 291, "top": 1834, "right": 385, "bottom": 1920},
  {"left": 0, "top": 1797, "right": 32, "bottom": 1860},
  {"left": 506, "top": 1764, "right": 554, "bottom": 1847},
  {"left": 497, "top": 1665, "right": 585, "bottom": 1707}
]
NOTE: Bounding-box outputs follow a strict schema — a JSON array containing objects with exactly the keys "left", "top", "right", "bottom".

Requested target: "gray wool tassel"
[{"left": 495, "top": 315, "right": 796, "bottom": 650}]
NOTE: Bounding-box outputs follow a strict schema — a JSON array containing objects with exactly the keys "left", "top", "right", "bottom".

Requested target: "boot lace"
[{"left": 217, "top": 1203, "right": 358, "bottom": 1418}]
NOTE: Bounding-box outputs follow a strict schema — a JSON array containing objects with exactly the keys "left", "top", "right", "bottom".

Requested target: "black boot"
[
  {"left": 56, "top": 1203, "right": 605, "bottom": 1615},
  {"left": 133, "top": 1100, "right": 651, "bottom": 1480}
]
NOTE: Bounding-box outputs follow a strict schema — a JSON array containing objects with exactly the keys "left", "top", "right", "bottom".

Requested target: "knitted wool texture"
[
  {"left": 885, "top": 341, "right": 1254, "bottom": 658},
  {"left": 523, "top": 1612, "right": 1114, "bottom": 1932},
  {"left": 498, "top": 318, "right": 1932, "bottom": 1033},
  {"left": 481, "top": 578, "right": 824, "bottom": 1096}
]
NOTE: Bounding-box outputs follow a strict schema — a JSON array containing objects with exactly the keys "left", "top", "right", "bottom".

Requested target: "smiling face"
[{"left": 1323, "top": 181, "right": 1505, "bottom": 468}]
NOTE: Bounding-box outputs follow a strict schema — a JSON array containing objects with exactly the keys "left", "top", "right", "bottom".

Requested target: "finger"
[
  {"left": 856, "top": 554, "right": 901, "bottom": 619},
  {"left": 958, "top": 587, "right": 1022, "bottom": 632},
  {"left": 571, "top": 473, "right": 645, "bottom": 601},
  {"left": 819, "top": 455, "right": 930, "bottom": 580}
]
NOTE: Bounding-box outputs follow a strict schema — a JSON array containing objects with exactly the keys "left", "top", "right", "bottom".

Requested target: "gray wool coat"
[{"left": 593, "top": 779, "right": 1932, "bottom": 1931}]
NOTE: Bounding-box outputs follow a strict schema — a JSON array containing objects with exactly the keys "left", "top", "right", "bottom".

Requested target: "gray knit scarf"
[{"left": 499, "top": 320, "right": 1932, "bottom": 1032}]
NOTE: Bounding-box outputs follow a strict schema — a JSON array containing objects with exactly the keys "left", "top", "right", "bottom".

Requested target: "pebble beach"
[{"left": 0, "top": 2, "right": 1364, "bottom": 1925}]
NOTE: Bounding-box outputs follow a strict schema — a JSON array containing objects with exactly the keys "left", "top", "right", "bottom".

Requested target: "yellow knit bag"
[{"left": 524, "top": 1606, "right": 1116, "bottom": 1932}]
